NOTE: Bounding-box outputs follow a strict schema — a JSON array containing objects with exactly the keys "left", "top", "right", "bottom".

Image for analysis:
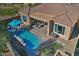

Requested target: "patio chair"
[{"left": 38, "top": 22, "right": 44, "bottom": 28}]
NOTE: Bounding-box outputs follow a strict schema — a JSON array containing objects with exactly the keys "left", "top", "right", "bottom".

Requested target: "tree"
[
  {"left": 27, "top": 3, "right": 33, "bottom": 16},
  {"left": 0, "top": 20, "right": 10, "bottom": 55},
  {"left": 27, "top": 3, "right": 40, "bottom": 16}
]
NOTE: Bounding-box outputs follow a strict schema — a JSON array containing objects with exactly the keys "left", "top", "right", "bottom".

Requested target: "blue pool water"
[
  {"left": 8, "top": 19, "right": 43, "bottom": 55},
  {"left": 8, "top": 19, "right": 22, "bottom": 28},
  {"left": 8, "top": 19, "right": 22, "bottom": 33},
  {"left": 15, "top": 28, "right": 43, "bottom": 55},
  {"left": 15, "top": 28, "right": 42, "bottom": 49}
]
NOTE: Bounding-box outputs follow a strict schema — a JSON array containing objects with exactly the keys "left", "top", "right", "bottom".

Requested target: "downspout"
[{"left": 47, "top": 22, "right": 50, "bottom": 36}]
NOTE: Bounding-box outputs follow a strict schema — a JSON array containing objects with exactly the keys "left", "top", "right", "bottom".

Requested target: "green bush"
[
  {"left": 0, "top": 8, "right": 18, "bottom": 16},
  {"left": 51, "top": 43, "right": 61, "bottom": 50},
  {"left": 40, "top": 43, "right": 61, "bottom": 56},
  {"left": 0, "top": 20, "right": 10, "bottom": 55}
]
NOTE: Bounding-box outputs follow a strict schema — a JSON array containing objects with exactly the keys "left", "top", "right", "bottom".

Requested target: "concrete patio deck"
[{"left": 30, "top": 25, "right": 52, "bottom": 41}]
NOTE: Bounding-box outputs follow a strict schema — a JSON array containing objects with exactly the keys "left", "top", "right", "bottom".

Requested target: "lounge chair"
[{"left": 38, "top": 22, "right": 44, "bottom": 28}]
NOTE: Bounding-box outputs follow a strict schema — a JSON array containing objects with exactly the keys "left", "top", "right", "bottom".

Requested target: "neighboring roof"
[
  {"left": 19, "top": 4, "right": 79, "bottom": 27},
  {"left": 58, "top": 36, "right": 79, "bottom": 56},
  {"left": 54, "top": 49, "right": 69, "bottom": 56}
]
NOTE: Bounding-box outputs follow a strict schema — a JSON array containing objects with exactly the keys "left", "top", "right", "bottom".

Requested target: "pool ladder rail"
[{"left": 14, "top": 35, "right": 26, "bottom": 46}]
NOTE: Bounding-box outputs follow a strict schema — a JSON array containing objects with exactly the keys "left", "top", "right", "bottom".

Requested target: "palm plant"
[
  {"left": 41, "top": 48, "right": 52, "bottom": 56},
  {"left": 51, "top": 43, "right": 61, "bottom": 50},
  {"left": 27, "top": 3, "right": 33, "bottom": 16},
  {"left": 40, "top": 43, "right": 61, "bottom": 56},
  {"left": 27, "top": 3, "right": 41, "bottom": 16}
]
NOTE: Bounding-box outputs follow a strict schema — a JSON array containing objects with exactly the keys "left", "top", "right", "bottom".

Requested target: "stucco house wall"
[
  {"left": 59, "top": 25, "right": 71, "bottom": 40},
  {"left": 49, "top": 20, "right": 72, "bottom": 40}
]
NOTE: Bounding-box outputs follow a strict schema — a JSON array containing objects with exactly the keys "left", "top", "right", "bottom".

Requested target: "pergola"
[
  {"left": 29, "top": 12, "right": 54, "bottom": 36},
  {"left": 29, "top": 11, "right": 68, "bottom": 36}
]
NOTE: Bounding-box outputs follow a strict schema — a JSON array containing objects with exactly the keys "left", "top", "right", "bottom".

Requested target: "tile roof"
[
  {"left": 58, "top": 37, "right": 79, "bottom": 56},
  {"left": 30, "top": 12, "right": 53, "bottom": 22},
  {"left": 19, "top": 3, "right": 79, "bottom": 27}
]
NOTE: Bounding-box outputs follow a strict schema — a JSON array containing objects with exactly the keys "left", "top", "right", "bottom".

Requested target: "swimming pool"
[
  {"left": 8, "top": 19, "right": 43, "bottom": 55},
  {"left": 14, "top": 28, "right": 43, "bottom": 55},
  {"left": 8, "top": 19, "right": 22, "bottom": 32}
]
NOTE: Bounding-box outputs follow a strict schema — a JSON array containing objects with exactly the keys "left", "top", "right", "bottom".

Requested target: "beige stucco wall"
[
  {"left": 50, "top": 21, "right": 72, "bottom": 40},
  {"left": 49, "top": 20, "right": 72, "bottom": 40}
]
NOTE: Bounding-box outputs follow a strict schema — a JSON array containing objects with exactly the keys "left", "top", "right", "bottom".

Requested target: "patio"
[{"left": 30, "top": 25, "right": 50, "bottom": 41}]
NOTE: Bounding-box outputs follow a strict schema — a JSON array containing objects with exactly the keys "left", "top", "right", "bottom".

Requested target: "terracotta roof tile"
[{"left": 20, "top": 4, "right": 79, "bottom": 27}]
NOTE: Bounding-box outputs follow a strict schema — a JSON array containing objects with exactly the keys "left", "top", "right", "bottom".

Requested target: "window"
[
  {"left": 53, "top": 23, "right": 65, "bottom": 35},
  {"left": 22, "top": 15, "right": 27, "bottom": 21}
]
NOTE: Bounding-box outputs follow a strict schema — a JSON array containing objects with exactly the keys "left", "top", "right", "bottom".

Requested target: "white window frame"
[{"left": 53, "top": 23, "right": 65, "bottom": 36}]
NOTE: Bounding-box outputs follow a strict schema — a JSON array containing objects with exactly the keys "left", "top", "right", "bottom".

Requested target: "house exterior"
[
  {"left": 54, "top": 49, "right": 69, "bottom": 56},
  {"left": 17, "top": 3, "right": 79, "bottom": 56}
]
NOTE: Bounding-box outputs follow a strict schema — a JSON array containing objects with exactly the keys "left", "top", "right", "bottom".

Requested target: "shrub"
[
  {"left": 40, "top": 43, "right": 61, "bottom": 56},
  {"left": 0, "top": 20, "right": 10, "bottom": 55},
  {"left": 0, "top": 8, "right": 18, "bottom": 16}
]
